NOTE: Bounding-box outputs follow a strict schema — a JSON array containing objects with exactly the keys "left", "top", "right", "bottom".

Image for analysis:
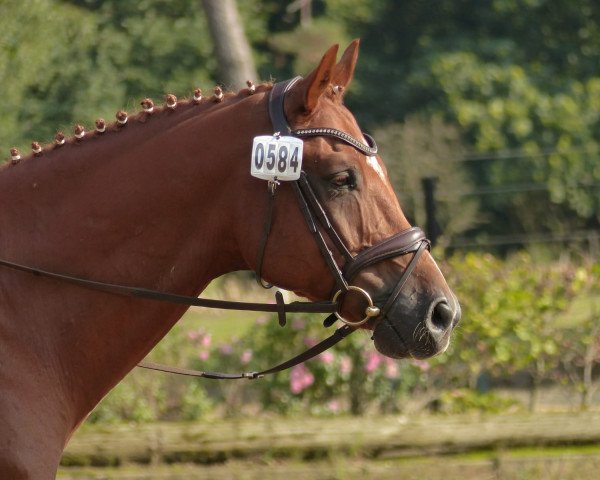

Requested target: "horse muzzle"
[{"left": 372, "top": 288, "right": 461, "bottom": 359}]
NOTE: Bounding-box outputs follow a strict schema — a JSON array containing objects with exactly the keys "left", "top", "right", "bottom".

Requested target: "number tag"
[{"left": 251, "top": 135, "right": 303, "bottom": 181}]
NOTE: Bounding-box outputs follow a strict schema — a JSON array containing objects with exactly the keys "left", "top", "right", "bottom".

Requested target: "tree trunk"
[
  {"left": 528, "top": 358, "right": 545, "bottom": 412},
  {"left": 201, "top": 0, "right": 258, "bottom": 89}
]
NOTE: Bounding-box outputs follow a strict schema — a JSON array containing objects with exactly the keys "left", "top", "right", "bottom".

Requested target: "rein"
[{"left": 0, "top": 77, "right": 430, "bottom": 381}]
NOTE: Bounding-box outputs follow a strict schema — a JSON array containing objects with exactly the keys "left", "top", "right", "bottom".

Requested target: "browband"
[{"left": 268, "top": 77, "right": 378, "bottom": 156}]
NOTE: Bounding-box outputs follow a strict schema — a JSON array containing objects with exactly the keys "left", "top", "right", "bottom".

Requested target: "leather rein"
[{"left": 0, "top": 77, "right": 430, "bottom": 380}]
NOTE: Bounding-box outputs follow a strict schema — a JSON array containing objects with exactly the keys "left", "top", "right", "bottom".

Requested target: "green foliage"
[
  {"left": 89, "top": 371, "right": 213, "bottom": 423},
  {"left": 3, "top": 0, "right": 599, "bottom": 238},
  {"left": 89, "top": 321, "right": 213, "bottom": 423},
  {"left": 0, "top": 0, "right": 269, "bottom": 157},
  {"left": 187, "top": 314, "right": 432, "bottom": 416},
  {"left": 3, "top": 0, "right": 599, "bottom": 420},
  {"left": 436, "top": 388, "right": 519, "bottom": 414},
  {"left": 268, "top": 18, "right": 350, "bottom": 76},
  {"left": 88, "top": 255, "right": 599, "bottom": 422},
  {"left": 374, "top": 116, "right": 479, "bottom": 243},
  {"left": 345, "top": 0, "right": 600, "bottom": 232},
  {"left": 426, "top": 53, "right": 600, "bottom": 225},
  {"left": 442, "top": 253, "right": 576, "bottom": 389}
]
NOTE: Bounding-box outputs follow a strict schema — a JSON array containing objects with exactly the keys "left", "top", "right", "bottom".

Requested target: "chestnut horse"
[{"left": 0, "top": 41, "right": 460, "bottom": 478}]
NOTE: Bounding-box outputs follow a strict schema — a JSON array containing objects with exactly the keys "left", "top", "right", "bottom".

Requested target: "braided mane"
[{"left": 4, "top": 81, "right": 272, "bottom": 167}]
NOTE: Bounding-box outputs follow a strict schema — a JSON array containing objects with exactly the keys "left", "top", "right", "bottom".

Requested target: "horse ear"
[
  {"left": 298, "top": 44, "right": 339, "bottom": 112},
  {"left": 332, "top": 39, "right": 360, "bottom": 89}
]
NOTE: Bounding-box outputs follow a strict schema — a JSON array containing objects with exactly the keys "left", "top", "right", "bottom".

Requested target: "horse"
[{"left": 0, "top": 40, "right": 460, "bottom": 478}]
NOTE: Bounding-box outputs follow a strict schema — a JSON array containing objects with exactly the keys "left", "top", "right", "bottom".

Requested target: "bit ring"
[{"left": 331, "top": 285, "right": 381, "bottom": 326}]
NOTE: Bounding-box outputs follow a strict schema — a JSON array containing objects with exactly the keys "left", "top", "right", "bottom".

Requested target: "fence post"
[
  {"left": 421, "top": 176, "right": 441, "bottom": 247},
  {"left": 589, "top": 231, "right": 599, "bottom": 259}
]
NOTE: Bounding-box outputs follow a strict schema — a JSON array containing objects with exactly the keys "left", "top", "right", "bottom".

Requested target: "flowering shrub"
[
  {"left": 91, "top": 255, "right": 599, "bottom": 421},
  {"left": 188, "top": 311, "right": 436, "bottom": 416}
]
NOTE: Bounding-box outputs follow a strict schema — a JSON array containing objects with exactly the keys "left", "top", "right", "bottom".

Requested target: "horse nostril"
[{"left": 430, "top": 300, "right": 454, "bottom": 332}]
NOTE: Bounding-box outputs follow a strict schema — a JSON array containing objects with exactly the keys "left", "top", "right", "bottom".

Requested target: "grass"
[
  {"left": 57, "top": 443, "right": 600, "bottom": 479},
  {"left": 163, "top": 272, "right": 281, "bottom": 344},
  {"left": 177, "top": 308, "right": 261, "bottom": 344},
  {"left": 62, "top": 411, "right": 600, "bottom": 466},
  {"left": 141, "top": 272, "right": 280, "bottom": 363}
]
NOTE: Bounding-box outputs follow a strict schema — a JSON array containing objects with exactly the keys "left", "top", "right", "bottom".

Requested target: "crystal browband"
[{"left": 292, "top": 128, "right": 378, "bottom": 156}]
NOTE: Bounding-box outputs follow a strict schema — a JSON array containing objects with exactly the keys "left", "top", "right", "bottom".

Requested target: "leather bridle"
[
  {"left": 0, "top": 77, "right": 430, "bottom": 380},
  {"left": 259, "top": 77, "right": 431, "bottom": 327}
]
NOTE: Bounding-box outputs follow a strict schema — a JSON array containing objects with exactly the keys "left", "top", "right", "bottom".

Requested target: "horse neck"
[
  {"left": 0, "top": 89, "right": 271, "bottom": 432},
  {"left": 2, "top": 92, "right": 270, "bottom": 285}
]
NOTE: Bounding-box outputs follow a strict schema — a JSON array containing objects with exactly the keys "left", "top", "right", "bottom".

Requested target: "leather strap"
[
  {"left": 255, "top": 181, "right": 277, "bottom": 288},
  {"left": 297, "top": 173, "right": 353, "bottom": 262},
  {"left": 268, "top": 76, "right": 302, "bottom": 135},
  {"left": 343, "top": 227, "right": 429, "bottom": 281},
  {"left": 138, "top": 323, "right": 352, "bottom": 380},
  {"left": 0, "top": 258, "right": 337, "bottom": 315},
  {"left": 379, "top": 240, "right": 430, "bottom": 319},
  {"left": 268, "top": 77, "right": 378, "bottom": 156},
  {"left": 293, "top": 129, "right": 378, "bottom": 156},
  {"left": 291, "top": 181, "right": 349, "bottom": 293}
]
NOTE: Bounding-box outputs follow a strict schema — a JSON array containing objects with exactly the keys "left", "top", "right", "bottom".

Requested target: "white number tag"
[{"left": 251, "top": 135, "right": 303, "bottom": 181}]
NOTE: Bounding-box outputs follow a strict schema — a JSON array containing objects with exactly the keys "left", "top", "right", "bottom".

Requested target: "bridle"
[
  {"left": 258, "top": 77, "right": 431, "bottom": 326},
  {"left": 0, "top": 77, "right": 430, "bottom": 380}
]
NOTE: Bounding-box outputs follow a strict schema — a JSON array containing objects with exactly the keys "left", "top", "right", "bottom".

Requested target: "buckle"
[{"left": 331, "top": 285, "right": 380, "bottom": 326}]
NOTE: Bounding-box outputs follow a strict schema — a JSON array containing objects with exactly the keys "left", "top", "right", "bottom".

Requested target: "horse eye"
[{"left": 331, "top": 172, "right": 355, "bottom": 189}]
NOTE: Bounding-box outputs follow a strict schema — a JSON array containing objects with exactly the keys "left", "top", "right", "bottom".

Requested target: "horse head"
[{"left": 242, "top": 41, "right": 460, "bottom": 360}]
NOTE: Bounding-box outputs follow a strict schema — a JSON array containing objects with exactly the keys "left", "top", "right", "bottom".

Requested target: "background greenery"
[
  {"left": 2, "top": 0, "right": 599, "bottom": 245},
  {"left": 90, "top": 257, "right": 599, "bottom": 422},
  {"left": 1, "top": 0, "right": 599, "bottom": 421}
]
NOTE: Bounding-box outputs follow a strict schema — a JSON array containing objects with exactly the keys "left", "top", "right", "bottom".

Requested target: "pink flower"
[
  {"left": 365, "top": 351, "right": 382, "bottom": 373},
  {"left": 187, "top": 330, "right": 199, "bottom": 340},
  {"left": 410, "top": 359, "right": 430, "bottom": 372},
  {"left": 291, "top": 318, "right": 306, "bottom": 331},
  {"left": 304, "top": 336, "right": 318, "bottom": 347},
  {"left": 384, "top": 359, "right": 399, "bottom": 379},
  {"left": 240, "top": 349, "right": 253, "bottom": 364},
  {"left": 290, "top": 364, "right": 314, "bottom": 394},
  {"left": 220, "top": 344, "right": 233, "bottom": 355},
  {"left": 201, "top": 334, "right": 211, "bottom": 348},
  {"left": 320, "top": 351, "right": 334, "bottom": 365},
  {"left": 198, "top": 350, "right": 209, "bottom": 361},
  {"left": 340, "top": 356, "right": 352, "bottom": 375},
  {"left": 327, "top": 400, "right": 341, "bottom": 413}
]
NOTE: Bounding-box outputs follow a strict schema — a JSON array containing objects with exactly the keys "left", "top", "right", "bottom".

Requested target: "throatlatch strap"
[{"left": 255, "top": 182, "right": 277, "bottom": 289}]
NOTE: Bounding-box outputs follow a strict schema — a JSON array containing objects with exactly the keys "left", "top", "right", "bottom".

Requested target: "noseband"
[
  {"left": 0, "top": 78, "right": 430, "bottom": 380},
  {"left": 259, "top": 76, "right": 431, "bottom": 327}
]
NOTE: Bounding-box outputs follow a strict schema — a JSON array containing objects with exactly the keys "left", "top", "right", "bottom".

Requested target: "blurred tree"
[
  {"left": 374, "top": 116, "right": 479, "bottom": 245},
  {"left": 443, "top": 253, "right": 577, "bottom": 411},
  {"left": 201, "top": 0, "right": 257, "bottom": 89},
  {"left": 3, "top": 0, "right": 599, "bottom": 244},
  {"left": 0, "top": 0, "right": 274, "bottom": 158},
  {"left": 0, "top": 0, "right": 217, "bottom": 156},
  {"left": 560, "top": 263, "right": 600, "bottom": 410},
  {"left": 342, "top": 0, "right": 600, "bottom": 236},
  {"left": 0, "top": 0, "right": 110, "bottom": 153}
]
